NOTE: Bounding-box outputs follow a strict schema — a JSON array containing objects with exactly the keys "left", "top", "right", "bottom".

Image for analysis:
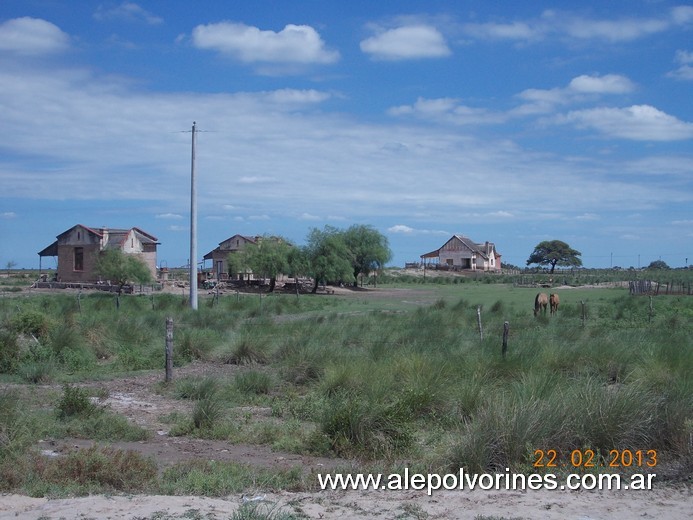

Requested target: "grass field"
[{"left": 0, "top": 272, "right": 691, "bottom": 501}]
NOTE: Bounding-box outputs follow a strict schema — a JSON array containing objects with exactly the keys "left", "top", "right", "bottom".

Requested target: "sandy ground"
[{"left": 1, "top": 485, "right": 691, "bottom": 519}]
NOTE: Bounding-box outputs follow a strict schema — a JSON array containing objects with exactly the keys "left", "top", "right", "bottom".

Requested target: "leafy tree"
[
  {"left": 526, "top": 240, "right": 582, "bottom": 273},
  {"left": 646, "top": 260, "right": 669, "bottom": 270},
  {"left": 342, "top": 225, "right": 392, "bottom": 287},
  {"left": 305, "top": 226, "right": 354, "bottom": 293},
  {"left": 226, "top": 251, "right": 251, "bottom": 282},
  {"left": 94, "top": 249, "right": 153, "bottom": 307},
  {"left": 243, "top": 236, "right": 293, "bottom": 292}
]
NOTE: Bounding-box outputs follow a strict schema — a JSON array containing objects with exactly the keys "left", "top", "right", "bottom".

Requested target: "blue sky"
[{"left": 1, "top": 1, "right": 691, "bottom": 270}]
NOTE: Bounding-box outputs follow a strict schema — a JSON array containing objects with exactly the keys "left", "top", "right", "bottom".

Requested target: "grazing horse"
[
  {"left": 534, "top": 293, "right": 549, "bottom": 316},
  {"left": 550, "top": 293, "right": 560, "bottom": 316}
]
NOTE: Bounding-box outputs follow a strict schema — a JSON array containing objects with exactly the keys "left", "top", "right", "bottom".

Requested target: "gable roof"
[
  {"left": 421, "top": 234, "right": 500, "bottom": 260},
  {"left": 38, "top": 225, "right": 159, "bottom": 256},
  {"left": 204, "top": 234, "right": 258, "bottom": 260}
]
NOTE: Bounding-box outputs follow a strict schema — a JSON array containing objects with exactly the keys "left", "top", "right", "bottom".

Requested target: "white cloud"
[
  {"left": 191, "top": 22, "right": 339, "bottom": 64},
  {"left": 248, "top": 215, "right": 271, "bottom": 221},
  {"left": 155, "top": 213, "right": 183, "bottom": 219},
  {"left": 568, "top": 74, "right": 635, "bottom": 94},
  {"left": 299, "top": 213, "right": 321, "bottom": 221},
  {"left": 360, "top": 25, "right": 451, "bottom": 60},
  {"left": 389, "top": 97, "right": 505, "bottom": 125},
  {"left": 239, "top": 176, "right": 274, "bottom": 184},
  {"left": 1, "top": 212, "right": 17, "bottom": 219},
  {"left": 462, "top": 21, "right": 540, "bottom": 41},
  {"left": 0, "top": 17, "right": 70, "bottom": 55},
  {"left": 558, "top": 105, "right": 693, "bottom": 141},
  {"left": 668, "top": 50, "right": 693, "bottom": 80},
  {"left": 464, "top": 7, "right": 693, "bottom": 44},
  {"left": 94, "top": 2, "right": 163, "bottom": 25},
  {"left": 388, "top": 225, "right": 448, "bottom": 235},
  {"left": 514, "top": 74, "right": 635, "bottom": 115}
]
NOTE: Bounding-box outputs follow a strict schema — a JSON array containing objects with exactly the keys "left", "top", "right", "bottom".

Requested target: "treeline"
[{"left": 228, "top": 225, "right": 391, "bottom": 293}]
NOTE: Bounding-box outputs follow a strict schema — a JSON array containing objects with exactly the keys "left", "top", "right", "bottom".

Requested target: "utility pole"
[{"left": 189, "top": 122, "right": 198, "bottom": 310}]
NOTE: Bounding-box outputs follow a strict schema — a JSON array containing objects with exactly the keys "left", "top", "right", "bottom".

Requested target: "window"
[{"left": 74, "top": 247, "right": 84, "bottom": 271}]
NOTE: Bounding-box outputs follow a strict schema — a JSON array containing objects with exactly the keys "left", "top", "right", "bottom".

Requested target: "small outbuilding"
[{"left": 421, "top": 234, "right": 501, "bottom": 272}]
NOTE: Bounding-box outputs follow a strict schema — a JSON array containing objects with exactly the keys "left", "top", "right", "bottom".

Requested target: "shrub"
[
  {"left": 17, "top": 360, "right": 55, "bottom": 384},
  {"left": 226, "top": 335, "right": 270, "bottom": 365},
  {"left": 192, "top": 396, "right": 224, "bottom": 430},
  {"left": 174, "top": 377, "right": 219, "bottom": 400},
  {"left": 0, "top": 330, "right": 20, "bottom": 373},
  {"left": 319, "top": 396, "right": 412, "bottom": 458},
  {"left": 38, "top": 446, "right": 157, "bottom": 492},
  {"left": 9, "top": 310, "right": 52, "bottom": 338},
  {"left": 57, "top": 385, "right": 97, "bottom": 420},
  {"left": 235, "top": 371, "right": 272, "bottom": 395}
]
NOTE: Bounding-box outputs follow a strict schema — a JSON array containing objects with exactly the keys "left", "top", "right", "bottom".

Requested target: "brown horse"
[
  {"left": 534, "top": 293, "right": 548, "bottom": 316},
  {"left": 550, "top": 293, "right": 560, "bottom": 316}
]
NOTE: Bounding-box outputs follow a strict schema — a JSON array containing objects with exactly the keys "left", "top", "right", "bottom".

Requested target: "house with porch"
[
  {"left": 421, "top": 234, "right": 501, "bottom": 272},
  {"left": 38, "top": 225, "right": 159, "bottom": 282}
]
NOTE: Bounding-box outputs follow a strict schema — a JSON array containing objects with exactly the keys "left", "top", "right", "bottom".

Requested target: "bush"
[
  {"left": 57, "top": 385, "right": 97, "bottom": 420},
  {"left": 319, "top": 396, "right": 412, "bottom": 458},
  {"left": 0, "top": 330, "right": 20, "bottom": 373},
  {"left": 193, "top": 396, "right": 224, "bottom": 430},
  {"left": 9, "top": 310, "right": 53, "bottom": 338},
  {"left": 235, "top": 371, "right": 272, "bottom": 395}
]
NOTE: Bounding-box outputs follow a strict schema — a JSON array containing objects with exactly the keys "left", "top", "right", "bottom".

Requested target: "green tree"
[
  {"left": 226, "top": 251, "right": 250, "bottom": 282},
  {"left": 526, "top": 240, "right": 582, "bottom": 273},
  {"left": 243, "top": 236, "right": 293, "bottom": 292},
  {"left": 646, "top": 260, "right": 669, "bottom": 270},
  {"left": 94, "top": 249, "right": 153, "bottom": 307},
  {"left": 342, "top": 225, "right": 392, "bottom": 287},
  {"left": 305, "top": 226, "right": 354, "bottom": 293}
]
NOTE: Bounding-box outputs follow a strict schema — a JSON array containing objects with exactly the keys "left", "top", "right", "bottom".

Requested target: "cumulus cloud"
[
  {"left": 155, "top": 213, "right": 183, "bottom": 219},
  {"left": 94, "top": 2, "right": 163, "bottom": 25},
  {"left": 568, "top": 74, "right": 635, "bottom": 94},
  {"left": 558, "top": 105, "right": 693, "bottom": 141},
  {"left": 388, "top": 97, "right": 505, "bottom": 125},
  {"left": 360, "top": 25, "right": 451, "bottom": 60},
  {"left": 191, "top": 22, "right": 339, "bottom": 64},
  {"left": 0, "top": 17, "right": 70, "bottom": 55},
  {"left": 514, "top": 74, "right": 635, "bottom": 115}
]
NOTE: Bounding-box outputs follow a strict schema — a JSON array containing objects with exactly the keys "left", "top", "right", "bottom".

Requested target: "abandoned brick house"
[
  {"left": 38, "top": 225, "right": 159, "bottom": 283},
  {"left": 421, "top": 234, "right": 501, "bottom": 271},
  {"left": 203, "top": 234, "right": 259, "bottom": 280}
]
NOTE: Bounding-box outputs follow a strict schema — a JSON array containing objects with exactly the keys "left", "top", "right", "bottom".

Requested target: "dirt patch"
[{"left": 2, "top": 485, "right": 692, "bottom": 519}]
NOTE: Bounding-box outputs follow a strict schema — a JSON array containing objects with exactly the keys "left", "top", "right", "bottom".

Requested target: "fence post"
[
  {"left": 165, "top": 317, "right": 174, "bottom": 383},
  {"left": 477, "top": 306, "right": 483, "bottom": 341},
  {"left": 502, "top": 321, "right": 509, "bottom": 358},
  {"left": 648, "top": 296, "right": 653, "bottom": 323},
  {"left": 581, "top": 300, "right": 586, "bottom": 326}
]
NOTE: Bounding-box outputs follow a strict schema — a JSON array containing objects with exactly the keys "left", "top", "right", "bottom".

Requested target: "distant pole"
[{"left": 189, "top": 121, "right": 198, "bottom": 310}]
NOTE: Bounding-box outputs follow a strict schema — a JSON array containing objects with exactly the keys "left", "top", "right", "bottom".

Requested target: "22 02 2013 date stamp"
[{"left": 533, "top": 449, "right": 657, "bottom": 469}]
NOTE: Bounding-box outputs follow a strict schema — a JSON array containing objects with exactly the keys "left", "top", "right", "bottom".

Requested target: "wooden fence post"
[
  {"left": 502, "top": 321, "right": 509, "bottom": 358},
  {"left": 165, "top": 317, "right": 174, "bottom": 383},
  {"left": 581, "top": 300, "right": 586, "bottom": 326},
  {"left": 477, "top": 306, "right": 483, "bottom": 341},
  {"left": 648, "top": 296, "right": 653, "bottom": 323}
]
